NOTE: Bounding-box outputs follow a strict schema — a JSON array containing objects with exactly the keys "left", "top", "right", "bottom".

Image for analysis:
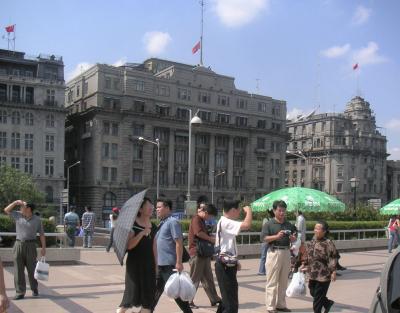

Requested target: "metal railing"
[{"left": 0, "top": 232, "right": 68, "bottom": 248}]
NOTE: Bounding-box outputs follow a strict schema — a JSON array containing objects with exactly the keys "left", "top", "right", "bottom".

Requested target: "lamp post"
[
  {"left": 350, "top": 177, "right": 360, "bottom": 214},
  {"left": 187, "top": 109, "right": 202, "bottom": 201},
  {"left": 67, "top": 161, "right": 80, "bottom": 212},
  {"left": 286, "top": 150, "right": 307, "bottom": 187},
  {"left": 211, "top": 170, "right": 225, "bottom": 204},
  {"left": 138, "top": 137, "right": 160, "bottom": 199}
]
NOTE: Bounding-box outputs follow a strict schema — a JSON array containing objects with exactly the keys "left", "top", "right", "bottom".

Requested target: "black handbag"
[
  {"left": 182, "top": 246, "right": 190, "bottom": 263},
  {"left": 196, "top": 238, "right": 215, "bottom": 257}
]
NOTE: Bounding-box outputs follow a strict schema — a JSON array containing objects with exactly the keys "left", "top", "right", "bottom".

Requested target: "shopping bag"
[
  {"left": 34, "top": 257, "right": 50, "bottom": 281},
  {"left": 291, "top": 237, "right": 302, "bottom": 256},
  {"left": 78, "top": 227, "right": 84, "bottom": 237},
  {"left": 178, "top": 271, "right": 196, "bottom": 301},
  {"left": 164, "top": 272, "right": 181, "bottom": 299},
  {"left": 286, "top": 272, "right": 306, "bottom": 297}
]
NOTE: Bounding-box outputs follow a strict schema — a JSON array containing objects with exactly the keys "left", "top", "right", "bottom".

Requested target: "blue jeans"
[
  {"left": 83, "top": 229, "right": 93, "bottom": 248},
  {"left": 258, "top": 242, "right": 269, "bottom": 274},
  {"left": 388, "top": 230, "right": 400, "bottom": 252}
]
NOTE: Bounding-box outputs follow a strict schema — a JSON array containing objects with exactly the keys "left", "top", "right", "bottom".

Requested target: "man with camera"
[{"left": 261, "top": 200, "right": 297, "bottom": 313}]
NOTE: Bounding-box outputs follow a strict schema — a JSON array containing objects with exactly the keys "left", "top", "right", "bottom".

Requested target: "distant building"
[
  {"left": 286, "top": 96, "right": 387, "bottom": 204},
  {"left": 0, "top": 49, "right": 66, "bottom": 206},
  {"left": 65, "top": 58, "right": 287, "bottom": 225},
  {"left": 387, "top": 160, "right": 400, "bottom": 201}
]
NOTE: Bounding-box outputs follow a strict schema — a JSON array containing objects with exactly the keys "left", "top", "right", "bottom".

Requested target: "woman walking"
[
  {"left": 117, "top": 197, "right": 157, "bottom": 313},
  {"left": 300, "top": 221, "right": 337, "bottom": 313},
  {"left": 388, "top": 215, "right": 400, "bottom": 253},
  {"left": 106, "top": 207, "right": 119, "bottom": 252}
]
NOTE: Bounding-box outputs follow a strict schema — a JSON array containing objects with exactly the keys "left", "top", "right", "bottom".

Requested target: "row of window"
[
  {"left": 0, "top": 132, "right": 55, "bottom": 151},
  {"left": 0, "top": 157, "right": 55, "bottom": 176},
  {"left": 0, "top": 84, "right": 57, "bottom": 106},
  {"left": 0, "top": 110, "right": 55, "bottom": 127}
]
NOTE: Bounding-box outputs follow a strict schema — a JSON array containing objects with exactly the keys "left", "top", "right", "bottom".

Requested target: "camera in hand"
[{"left": 282, "top": 229, "right": 292, "bottom": 236}]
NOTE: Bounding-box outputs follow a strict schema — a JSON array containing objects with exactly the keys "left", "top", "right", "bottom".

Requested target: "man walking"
[
  {"left": 153, "top": 198, "right": 192, "bottom": 313},
  {"left": 64, "top": 207, "right": 80, "bottom": 247},
  {"left": 3, "top": 200, "right": 46, "bottom": 300},
  {"left": 82, "top": 206, "right": 95, "bottom": 248},
  {"left": 215, "top": 201, "right": 252, "bottom": 313},
  {"left": 261, "top": 200, "right": 297, "bottom": 313},
  {"left": 188, "top": 203, "right": 221, "bottom": 308}
]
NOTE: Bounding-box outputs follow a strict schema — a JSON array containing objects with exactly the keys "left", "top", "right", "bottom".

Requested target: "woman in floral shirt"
[{"left": 300, "top": 221, "right": 337, "bottom": 313}]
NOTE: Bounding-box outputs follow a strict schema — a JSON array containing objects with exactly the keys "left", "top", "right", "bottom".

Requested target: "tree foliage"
[{"left": 0, "top": 165, "right": 44, "bottom": 209}]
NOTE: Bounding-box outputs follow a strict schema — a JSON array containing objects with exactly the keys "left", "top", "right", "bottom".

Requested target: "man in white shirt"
[
  {"left": 215, "top": 200, "right": 252, "bottom": 313},
  {"left": 295, "top": 211, "right": 306, "bottom": 244}
]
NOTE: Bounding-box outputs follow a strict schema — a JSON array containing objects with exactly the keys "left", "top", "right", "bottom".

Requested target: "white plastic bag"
[
  {"left": 34, "top": 257, "right": 50, "bottom": 281},
  {"left": 291, "top": 237, "right": 302, "bottom": 257},
  {"left": 164, "top": 272, "right": 181, "bottom": 299},
  {"left": 178, "top": 271, "right": 196, "bottom": 301},
  {"left": 286, "top": 272, "right": 306, "bottom": 297}
]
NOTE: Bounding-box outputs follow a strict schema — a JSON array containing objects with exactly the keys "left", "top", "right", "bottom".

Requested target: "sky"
[{"left": 2, "top": 0, "right": 400, "bottom": 159}]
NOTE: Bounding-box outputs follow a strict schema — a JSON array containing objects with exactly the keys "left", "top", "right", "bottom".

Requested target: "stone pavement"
[{"left": 3, "top": 248, "right": 390, "bottom": 313}]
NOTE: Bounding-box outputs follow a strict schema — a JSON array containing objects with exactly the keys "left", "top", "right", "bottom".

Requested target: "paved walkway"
[{"left": 3, "top": 248, "right": 390, "bottom": 313}]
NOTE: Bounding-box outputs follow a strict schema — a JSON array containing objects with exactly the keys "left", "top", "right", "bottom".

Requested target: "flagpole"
[{"left": 200, "top": 0, "right": 204, "bottom": 66}]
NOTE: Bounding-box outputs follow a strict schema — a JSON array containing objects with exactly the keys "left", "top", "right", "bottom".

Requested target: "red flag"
[
  {"left": 5, "top": 24, "right": 15, "bottom": 33},
  {"left": 192, "top": 41, "right": 201, "bottom": 54},
  {"left": 353, "top": 63, "right": 359, "bottom": 70}
]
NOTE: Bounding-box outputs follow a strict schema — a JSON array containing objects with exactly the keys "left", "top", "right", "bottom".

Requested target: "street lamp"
[
  {"left": 187, "top": 109, "right": 202, "bottom": 201},
  {"left": 211, "top": 170, "right": 225, "bottom": 204},
  {"left": 138, "top": 137, "right": 160, "bottom": 199},
  {"left": 67, "top": 161, "right": 80, "bottom": 212},
  {"left": 350, "top": 177, "right": 360, "bottom": 214}
]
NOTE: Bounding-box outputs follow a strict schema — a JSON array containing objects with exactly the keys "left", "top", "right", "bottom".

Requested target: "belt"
[
  {"left": 16, "top": 239, "right": 37, "bottom": 243},
  {"left": 271, "top": 246, "right": 289, "bottom": 250}
]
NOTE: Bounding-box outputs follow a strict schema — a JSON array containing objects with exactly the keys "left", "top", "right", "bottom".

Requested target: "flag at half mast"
[{"left": 192, "top": 41, "right": 201, "bottom": 54}]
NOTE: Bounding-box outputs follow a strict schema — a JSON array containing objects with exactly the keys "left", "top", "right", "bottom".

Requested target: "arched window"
[
  {"left": 25, "top": 112, "right": 34, "bottom": 126},
  {"left": 45, "top": 186, "right": 53, "bottom": 202},
  {"left": 176, "top": 194, "right": 186, "bottom": 211},
  {"left": 11, "top": 111, "right": 20, "bottom": 125},
  {"left": 103, "top": 191, "right": 117, "bottom": 208}
]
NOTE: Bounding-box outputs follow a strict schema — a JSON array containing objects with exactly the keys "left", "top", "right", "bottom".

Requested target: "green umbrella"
[
  {"left": 380, "top": 199, "right": 400, "bottom": 215},
  {"left": 251, "top": 187, "right": 345, "bottom": 212}
]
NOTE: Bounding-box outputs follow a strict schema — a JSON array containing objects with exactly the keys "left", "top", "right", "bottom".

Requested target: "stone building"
[
  {"left": 0, "top": 49, "right": 66, "bottom": 206},
  {"left": 65, "top": 58, "right": 287, "bottom": 225},
  {"left": 286, "top": 96, "right": 387, "bottom": 205},
  {"left": 387, "top": 160, "right": 400, "bottom": 202}
]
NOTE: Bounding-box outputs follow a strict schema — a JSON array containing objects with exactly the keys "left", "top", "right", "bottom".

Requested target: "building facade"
[
  {"left": 286, "top": 96, "right": 387, "bottom": 205},
  {"left": 0, "top": 49, "right": 66, "bottom": 206},
  {"left": 65, "top": 58, "right": 287, "bottom": 225},
  {"left": 387, "top": 160, "right": 400, "bottom": 202}
]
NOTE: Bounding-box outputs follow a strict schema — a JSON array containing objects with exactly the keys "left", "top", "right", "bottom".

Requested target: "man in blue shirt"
[
  {"left": 153, "top": 198, "right": 192, "bottom": 313},
  {"left": 64, "top": 207, "right": 80, "bottom": 247}
]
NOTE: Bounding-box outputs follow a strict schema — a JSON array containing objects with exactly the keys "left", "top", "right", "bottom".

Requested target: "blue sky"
[{"left": 2, "top": 0, "right": 400, "bottom": 159}]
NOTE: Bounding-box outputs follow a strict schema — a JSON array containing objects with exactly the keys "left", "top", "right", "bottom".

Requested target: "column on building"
[
  {"left": 168, "top": 129, "right": 175, "bottom": 186},
  {"left": 189, "top": 130, "right": 196, "bottom": 189},
  {"left": 227, "top": 135, "right": 234, "bottom": 188},
  {"left": 208, "top": 134, "right": 215, "bottom": 191},
  {"left": 142, "top": 124, "right": 154, "bottom": 187}
]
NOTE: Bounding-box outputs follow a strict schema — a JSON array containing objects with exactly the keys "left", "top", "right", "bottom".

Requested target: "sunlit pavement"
[{"left": 3, "top": 248, "right": 390, "bottom": 313}]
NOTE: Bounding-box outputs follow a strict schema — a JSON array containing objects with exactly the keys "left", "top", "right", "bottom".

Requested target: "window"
[
  {"left": 132, "top": 80, "right": 145, "bottom": 91},
  {"left": 25, "top": 112, "right": 34, "bottom": 125},
  {"left": 257, "top": 137, "right": 265, "bottom": 149},
  {"left": 46, "top": 114, "right": 55, "bottom": 127},
  {"left": 272, "top": 106, "right": 281, "bottom": 116},
  {"left": 45, "top": 158, "right": 54, "bottom": 176},
  {"left": 337, "top": 183, "right": 343, "bottom": 193},
  {"left": 46, "top": 89, "right": 56, "bottom": 105},
  {"left": 233, "top": 154, "right": 244, "bottom": 168},
  {"left": 11, "top": 111, "right": 20, "bottom": 124},
  {"left": 258, "top": 102, "right": 267, "bottom": 112},
  {"left": 102, "top": 167, "right": 109, "bottom": 181},
  {"left": 24, "top": 134, "right": 33, "bottom": 150},
  {"left": 218, "top": 95, "right": 229, "bottom": 106},
  {"left": 113, "top": 78, "right": 120, "bottom": 90},
  {"left": 195, "top": 150, "right": 208, "bottom": 166},
  {"left": 215, "top": 174, "right": 227, "bottom": 189},
  {"left": 177, "top": 108, "right": 189, "bottom": 120},
  {"left": 103, "top": 97, "right": 120, "bottom": 109},
  {"left": 111, "top": 143, "right": 118, "bottom": 159},
  {"left": 132, "top": 124, "right": 144, "bottom": 137},
  {"left": 24, "top": 158, "right": 33, "bottom": 174},
  {"left": 105, "top": 77, "right": 111, "bottom": 89},
  {"left": 156, "top": 85, "right": 170, "bottom": 96},
  {"left": 156, "top": 104, "right": 170, "bottom": 116},
  {"left": 257, "top": 157, "right": 265, "bottom": 169},
  {"left": 235, "top": 116, "right": 247, "bottom": 127},
  {"left": 174, "top": 172, "right": 187, "bottom": 186},
  {"left": 194, "top": 172, "right": 208, "bottom": 186},
  {"left": 198, "top": 92, "right": 211, "bottom": 103},
  {"left": 257, "top": 176, "right": 264, "bottom": 188},
  {"left": 0, "top": 110, "right": 7, "bottom": 123},
  {"left": 111, "top": 167, "right": 117, "bottom": 182},
  {"left": 257, "top": 120, "right": 266, "bottom": 129},
  {"left": 0, "top": 132, "right": 6, "bottom": 149},
  {"left": 0, "top": 84, "right": 6, "bottom": 102},
  {"left": 12, "top": 86, "right": 20, "bottom": 102},
  {"left": 132, "top": 143, "right": 143, "bottom": 160},
  {"left": 196, "top": 134, "right": 209, "bottom": 145},
  {"left": 153, "top": 128, "right": 169, "bottom": 142},
  {"left": 45, "top": 135, "right": 55, "bottom": 152},
  {"left": 216, "top": 113, "right": 230, "bottom": 124},
  {"left": 132, "top": 169, "right": 142, "bottom": 183},
  {"left": 111, "top": 123, "right": 119, "bottom": 136},
  {"left": 76, "top": 85, "right": 80, "bottom": 97},
  {"left": 11, "top": 132, "right": 20, "bottom": 149},
  {"left": 233, "top": 137, "right": 246, "bottom": 149},
  {"left": 198, "top": 110, "right": 211, "bottom": 122},
  {"left": 103, "top": 121, "right": 110, "bottom": 134},
  {"left": 177, "top": 88, "right": 191, "bottom": 100},
  {"left": 0, "top": 157, "right": 6, "bottom": 166},
  {"left": 103, "top": 192, "right": 117, "bottom": 208},
  {"left": 215, "top": 135, "right": 229, "bottom": 148},
  {"left": 175, "top": 135, "right": 188, "bottom": 145},
  {"left": 175, "top": 149, "right": 188, "bottom": 165},
  {"left": 215, "top": 152, "right": 227, "bottom": 168},
  {"left": 236, "top": 99, "right": 247, "bottom": 109},
  {"left": 83, "top": 81, "right": 88, "bottom": 95},
  {"left": 337, "top": 166, "right": 343, "bottom": 178},
  {"left": 11, "top": 157, "right": 20, "bottom": 169},
  {"left": 233, "top": 175, "right": 244, "bottom": 189},
  {"left": 45, "top": 186, "right": 53, "bottom": 202},
  {"left": 102, "top": 143, "right": 110, "bottom": 159}
]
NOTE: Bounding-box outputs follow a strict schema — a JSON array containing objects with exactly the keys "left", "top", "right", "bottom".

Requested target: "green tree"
[{"left": 0, "top": 165, "right": 44, "bottom": 209}]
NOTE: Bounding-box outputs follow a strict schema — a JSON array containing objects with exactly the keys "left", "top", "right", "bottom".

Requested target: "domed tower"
[{"left": 343, "top": 96, "right": 376, "bottom": 132}]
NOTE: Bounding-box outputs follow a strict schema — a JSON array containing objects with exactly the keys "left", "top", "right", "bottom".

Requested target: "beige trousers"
[{"left": 265, "top": 249, "right": 291, "bottom": 310}]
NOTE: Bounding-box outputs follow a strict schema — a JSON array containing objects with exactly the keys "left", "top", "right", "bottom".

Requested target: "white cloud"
[
  {"left": 321, "top": 44, "right": 351, "bottom": 58},
  {"left": 352, "top": 41, "right": 387, "bottom": 66},
  {"left": 352, "top": 5, "right": 371, "bottom": 26},
  {"left": 112, "top": 57, "right": 127, "bottom": 67},
  {"left": 66, "top": 62, "right": 93, "bottom": 81},
  {"left": 143, "top": 31, "right": 171, "bottom": 55},
  {"left": 213, "top": 0, "right": 269, "bottom": 28},
  {"left": 387, "top": 119, "right": 400, "bottom": 131},
  {"left": 287, "top": 108, "right": 306, "bottom": 120},
  {"left": 388, "top": 147, "right": 400, "bottom": 160}
]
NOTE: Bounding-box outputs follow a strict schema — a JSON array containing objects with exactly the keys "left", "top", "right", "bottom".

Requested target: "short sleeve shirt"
[
  {"left": 10, "top": 211, "right": 44, "bottom": 241},
  {"left": 188, "top": 215, "right": 208, "bottom": 257},
  {"left": 64, "top": 212, "right": 79, "bottom": 227},
  {"left": 215, "top": 216, "right": 242, "bottom": 257},
  {"left": 156, "top": 215, "right": 183, "bottom": 266},
  {"left": 261, "top": 218, "right": 296, "bottom": 247}
]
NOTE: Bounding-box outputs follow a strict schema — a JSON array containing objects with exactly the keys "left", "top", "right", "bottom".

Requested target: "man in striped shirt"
[{"left": 82, "top": 206, "right": 96, "bottom": 248}]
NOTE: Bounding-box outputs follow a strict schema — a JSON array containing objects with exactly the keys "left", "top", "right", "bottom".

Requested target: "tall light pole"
[
  {"left": 138, "top": 137, "right": 160, "bottom": 199},
  {"left": 350, "top": 177, "right": 360, "bottom": 215},
  {"left": 67, "top": 161, "right": 80, "bottom": 212},
  {"left": 187, "top": 109, "right": 202, "bottom": 201},
  {"left": 211, "top": 170, "right": 225, "bottom": 204}
]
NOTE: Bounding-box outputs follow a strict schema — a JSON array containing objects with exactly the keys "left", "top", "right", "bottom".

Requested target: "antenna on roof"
[{"left": 256, "top": 78, "right": 260, "bottom": 94}]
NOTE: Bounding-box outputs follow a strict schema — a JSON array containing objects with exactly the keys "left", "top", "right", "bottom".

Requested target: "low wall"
[{"left": 0, "top": 248, "right": 81, "bottom": 264}]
